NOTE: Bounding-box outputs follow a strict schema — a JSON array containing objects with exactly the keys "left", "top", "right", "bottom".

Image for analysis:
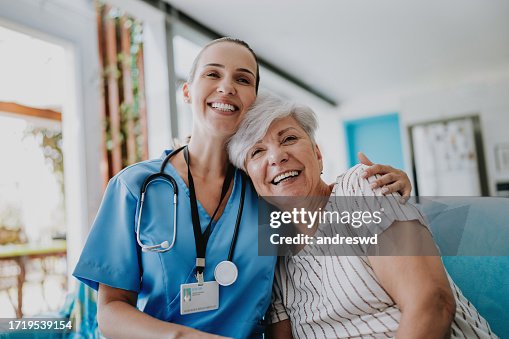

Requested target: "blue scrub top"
[{"left": 73, "top": 150, "right": 276, "bottom": 338}]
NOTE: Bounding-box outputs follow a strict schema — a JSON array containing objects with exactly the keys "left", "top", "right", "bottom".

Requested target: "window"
[{"left": 0, "top": 24, "right": 67, "bottom": 318}]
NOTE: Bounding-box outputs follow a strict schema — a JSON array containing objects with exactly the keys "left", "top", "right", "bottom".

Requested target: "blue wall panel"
[{"left": 344, "top": 113, "right": 404, "bottom": 168}]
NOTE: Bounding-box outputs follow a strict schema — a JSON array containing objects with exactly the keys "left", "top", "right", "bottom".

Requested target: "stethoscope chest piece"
[{"left": 214, "top": 260, "right": 238, "bottom": 286}]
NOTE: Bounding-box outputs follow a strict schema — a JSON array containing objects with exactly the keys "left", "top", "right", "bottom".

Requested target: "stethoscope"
[
  {"left": 135, "top": 145, "right": 246, "bottom": 286},
  {"left": 135, "top": 146, "right": 183, "bottom": 253}
]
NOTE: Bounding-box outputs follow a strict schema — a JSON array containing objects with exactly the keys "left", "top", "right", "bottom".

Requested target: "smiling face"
[
  {"left": 183, "top": 41, "right": 258, "bottom": 138},
  {"left": 245, "top": 116, "right": 325, "bottom": 197}
]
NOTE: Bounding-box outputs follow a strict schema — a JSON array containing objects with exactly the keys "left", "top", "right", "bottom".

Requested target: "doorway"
[{"left": 0, "top": 24, "right": 69, "bottom": 317}]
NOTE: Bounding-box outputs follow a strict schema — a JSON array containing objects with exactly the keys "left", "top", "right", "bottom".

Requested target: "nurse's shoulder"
[{"left": 109, "top": 150, "right": 169, "bottom": 195}]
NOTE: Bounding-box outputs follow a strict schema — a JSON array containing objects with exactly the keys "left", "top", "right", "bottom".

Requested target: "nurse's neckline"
[
  {"left": 168, "top": 148, "right": 231, "bottom": 182},
  {"left": 163, "top": 148, "right": 238, "bottom": 223}
]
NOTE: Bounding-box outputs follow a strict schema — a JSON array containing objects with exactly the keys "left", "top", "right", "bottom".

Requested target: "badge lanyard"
[{"left": 183, "top": 146, "right": 246, "bottom": 286}]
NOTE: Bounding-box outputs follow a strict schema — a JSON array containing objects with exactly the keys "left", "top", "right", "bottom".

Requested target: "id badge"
[{"left": 180, "top": 281, "right": 219, "bottom": 315}]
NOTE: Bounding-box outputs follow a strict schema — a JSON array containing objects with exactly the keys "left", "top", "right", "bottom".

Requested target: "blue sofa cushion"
[{"left": 419, "top": 197, "right": 509, "bottom": 338}]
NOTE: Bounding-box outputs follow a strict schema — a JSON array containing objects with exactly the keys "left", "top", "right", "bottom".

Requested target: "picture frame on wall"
[
  {"left": 495, "top": 143, "right": 509, "bottom": 173},
  {"left": 408, "top": 115, "right": 489, "bottom": 196}
]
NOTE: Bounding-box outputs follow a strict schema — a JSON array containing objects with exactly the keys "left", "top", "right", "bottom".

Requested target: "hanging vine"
[{"left": 99, "top": 0, "right": 147, "bottom": 174}]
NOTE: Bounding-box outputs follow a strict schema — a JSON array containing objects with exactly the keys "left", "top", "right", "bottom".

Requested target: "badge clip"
[
  {"left": 196, "top": 258, "right": 205, "bottom": 286},
  {"left": 196, "top": 271, "right": 204, "bottom": 286}
]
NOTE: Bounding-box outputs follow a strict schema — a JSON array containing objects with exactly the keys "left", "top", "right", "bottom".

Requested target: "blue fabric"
[
  {"left": 67, "top": 282, "right": 99, "bottom": 339},
  {"left": 419, "top": 197, "right": 509, "bottom": 338},
  {"left": 73, "top": 151, "right": 276, "bottom": 338},
  {"left": 0, "top": 283, "right": 98, "bottom": 338}
]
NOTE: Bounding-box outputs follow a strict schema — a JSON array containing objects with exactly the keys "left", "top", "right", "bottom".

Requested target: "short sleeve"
[
  {"left": 266, "top": 259, "right": 289, "bottom": 324},
  {"left": 73, "top": 175, "right": 141, "bottom": 292},
  {"left": 333, "top": 164, "right": 427, "bottom": 234}
]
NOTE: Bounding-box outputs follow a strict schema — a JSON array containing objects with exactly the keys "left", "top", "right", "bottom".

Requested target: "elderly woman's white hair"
[{"left": 228, "top": 92, "right": 318, "bottom": 171}]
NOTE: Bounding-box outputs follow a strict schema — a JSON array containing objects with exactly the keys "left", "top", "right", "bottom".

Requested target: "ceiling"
[{"left": 164, "top": 0, "right": 509, "bottom": 105}]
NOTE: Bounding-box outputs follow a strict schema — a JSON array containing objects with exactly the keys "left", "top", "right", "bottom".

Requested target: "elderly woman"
[{"left": 228, "top": 93, "right": 497, "bottom": 338}]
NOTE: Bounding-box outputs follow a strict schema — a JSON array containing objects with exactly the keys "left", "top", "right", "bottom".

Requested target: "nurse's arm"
[
  {"left": 368, "top": 220, "right": 456, "bottom": 339},
  {"left": 358, "top": 152, "right": 412, "bottom": 198},
  {"left": 98, "top": 284, "right": 231, "bottom": 339},
  {"left": 266, "top": 319, "right": 293, "bottom": 339}
]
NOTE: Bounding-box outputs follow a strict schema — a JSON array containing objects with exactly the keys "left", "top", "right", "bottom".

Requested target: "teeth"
[
  {"left": 273, "top": 171, "right": 299, "bottom": 184},
  {"left": 211, "top": 102, "right": 235, "bottom": 111}
]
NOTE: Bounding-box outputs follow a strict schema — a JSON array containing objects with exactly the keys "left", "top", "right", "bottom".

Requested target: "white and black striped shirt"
[{"left": 269, "top": 164, "right": 497, "bottom": 338}]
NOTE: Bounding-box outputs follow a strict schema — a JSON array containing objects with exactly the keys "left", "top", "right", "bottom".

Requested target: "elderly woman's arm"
[
  {"left": 368, "top": 221, "right": 456, "bottom": 339},
  {"left": 266, "top": 320, "right": 293, "bottom": 339},
  {"left": 98, "top": 284, "right": 230, "bottom": 339}
]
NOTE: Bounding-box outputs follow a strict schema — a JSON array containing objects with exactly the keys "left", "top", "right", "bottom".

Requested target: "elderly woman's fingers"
[{"left": 357, "top": 152, "right": 374, "bottom": 166}]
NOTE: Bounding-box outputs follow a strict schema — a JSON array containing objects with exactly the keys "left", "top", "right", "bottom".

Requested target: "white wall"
[
  {"left": 337, "top": 69, "right": 509, "bottom": 196},
  {"left": 400, "top": 74, "right": 509, "bottom": 195}
]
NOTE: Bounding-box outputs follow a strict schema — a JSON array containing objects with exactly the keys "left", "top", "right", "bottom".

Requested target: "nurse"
[{"left": 73, "top": 37, "right": 412, "bottom": 338}]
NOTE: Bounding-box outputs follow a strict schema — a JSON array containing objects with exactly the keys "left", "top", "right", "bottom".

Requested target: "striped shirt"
[{"left": 268, "top": 164, "right": 497, "bottom": 338}]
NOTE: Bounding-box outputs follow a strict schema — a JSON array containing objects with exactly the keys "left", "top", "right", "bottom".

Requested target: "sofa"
[{"left": 419, "top": 197, "right": 509, "bottom": 338}]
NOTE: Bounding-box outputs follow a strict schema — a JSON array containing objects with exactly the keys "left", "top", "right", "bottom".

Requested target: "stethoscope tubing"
[
  {"left": 136, "top": 181, "right": 178, "bottom": 252},
  {"left": 135, "top": 148, "right": 183, "bottom": 252},
  {"left": 135, "top": 145, "right": 245, "bottom": 263}
]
